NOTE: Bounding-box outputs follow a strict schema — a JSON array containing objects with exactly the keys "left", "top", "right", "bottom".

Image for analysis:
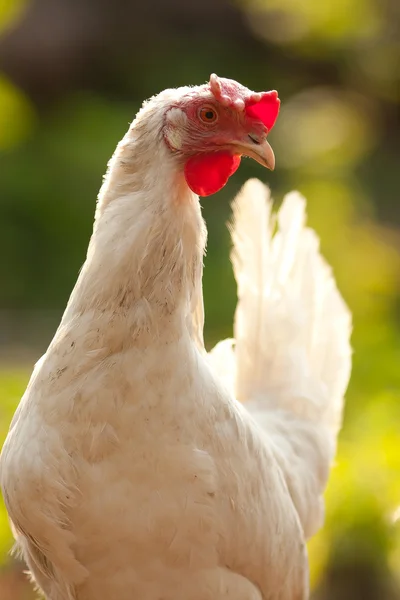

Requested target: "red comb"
[
  {"left": 209, "top": 74, "right": 246, "bottom": 111},
  {"left": 209, "top": 74, "right": 280, "bottom": 132},
  {"left": 245, "top": 91, "right": 280, "bottom": 132}
]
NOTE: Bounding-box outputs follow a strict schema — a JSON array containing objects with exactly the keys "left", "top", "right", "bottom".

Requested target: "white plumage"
[
  {"left": 210, "top": 179, "right": 351, "bottom": 540},
  {"left": 0, "top": 80, "right": 351, "bottom": 600}
]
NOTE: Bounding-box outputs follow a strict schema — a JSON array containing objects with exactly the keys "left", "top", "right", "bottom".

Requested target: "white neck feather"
[{"left": 61, "top": 97, "right": 207, "bottom": 346}]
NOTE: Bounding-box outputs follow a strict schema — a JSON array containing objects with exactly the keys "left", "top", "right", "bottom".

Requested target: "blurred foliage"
[
  {"left": 240, "top": 0, "right": 382, "bottom": 47},
  {"left": 0, "top": 0, "right": 399, "bottom": 597},
  {"left": 0, "top": 75, "right": 35, "bottom": 150},
  {"left": 0, "top": 0, "right": 27, "bottom": 35}
]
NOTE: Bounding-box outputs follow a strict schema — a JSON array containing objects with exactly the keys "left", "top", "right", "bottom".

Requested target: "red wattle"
[
  {"left": 246, "top": 92, "right": 280, "bottom": 132},
  {"left": 184, "top": 152, "right": 241, "bottom": 197}
]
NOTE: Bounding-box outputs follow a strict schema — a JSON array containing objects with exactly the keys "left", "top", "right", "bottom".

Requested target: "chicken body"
[{"left": 0, "top": 78, "right": 351, "bottom": 600}]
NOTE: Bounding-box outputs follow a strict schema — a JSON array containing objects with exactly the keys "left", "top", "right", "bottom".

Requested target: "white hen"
[{"left": 0, "top": 75, "right": 351, "bottom": 600}]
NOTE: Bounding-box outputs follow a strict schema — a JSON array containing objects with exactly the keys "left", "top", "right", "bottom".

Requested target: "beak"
[{"left": 231, "top": 137, "right": 275, "bottom": 171}]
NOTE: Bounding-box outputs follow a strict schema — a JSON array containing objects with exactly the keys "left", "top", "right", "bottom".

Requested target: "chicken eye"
[{"left": 198, "top": 106, "right": 218, "bottom": 124}]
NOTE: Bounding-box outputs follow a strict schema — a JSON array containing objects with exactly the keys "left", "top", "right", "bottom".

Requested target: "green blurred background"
[{"left": 0, "top": 0, "right": 399, "bottom": 597}]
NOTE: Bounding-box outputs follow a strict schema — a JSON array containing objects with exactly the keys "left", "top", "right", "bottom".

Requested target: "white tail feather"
[{"left": 209, "top": 178, "right": 352, "bottom": 537}]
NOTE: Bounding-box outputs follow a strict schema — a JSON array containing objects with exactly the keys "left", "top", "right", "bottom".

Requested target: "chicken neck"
[{"left": 60, "top": 116, "right": 207, "bottom": 347}]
